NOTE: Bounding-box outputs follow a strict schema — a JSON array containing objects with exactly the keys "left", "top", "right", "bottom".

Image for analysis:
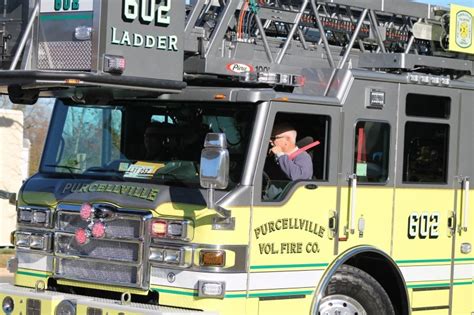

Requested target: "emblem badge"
[
  {"left": 226, "top": 63, "right": 254, "bottom": 74},
  {"left": 456, "top": 10, "right": 472, "bottom": 49}
]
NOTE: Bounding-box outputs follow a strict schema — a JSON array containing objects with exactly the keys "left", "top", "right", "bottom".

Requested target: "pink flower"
[
  {"left": 75, "top": 228, "right": 88, "bottom": 245},
  {"left": 80, "top": 203, "right": 93, "bottom": 220},
  {"left": 92, "top": 222, "right": 106, "bottom": 238}
]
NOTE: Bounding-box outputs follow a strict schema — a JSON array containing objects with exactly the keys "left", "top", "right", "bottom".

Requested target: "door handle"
[
  {"left": 328, "top": 210, "right": 337, "bottom": 240},
  {"left": 447, "top": 210, "right": 455, "bottom": 236}
]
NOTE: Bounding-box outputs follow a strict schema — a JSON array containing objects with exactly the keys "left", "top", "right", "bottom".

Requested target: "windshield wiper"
[
  {"left": 44, "top": 164, "right": 81, "bottom": 178},
  {"left": 84, "top": 168, "right": 125, "bottom": 181}
]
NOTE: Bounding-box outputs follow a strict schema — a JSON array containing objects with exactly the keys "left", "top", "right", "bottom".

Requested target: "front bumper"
[{"left": 0, "top": 283, "right": 217, "bottom": 315}]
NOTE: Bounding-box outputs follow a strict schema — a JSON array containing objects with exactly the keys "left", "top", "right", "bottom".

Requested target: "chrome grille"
[
  {"left": 55, "top": 233, "right": 140, "bottom": 263},
  {"left": 53, "top": 204, "right": 150, "bottom": 288},
  {"left": 38, "top": 41, "right": 92, "bottom": 70},
  {"left": 56, "top": 258, "right": 139, "bottom": 286},
  {"left": 57, "top": 211, "right": 142, "bottom": 239}
]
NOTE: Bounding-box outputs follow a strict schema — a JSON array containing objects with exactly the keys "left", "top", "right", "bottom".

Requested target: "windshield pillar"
[{"left": 241, "top": 101, "right": 270, "bottom": 186}]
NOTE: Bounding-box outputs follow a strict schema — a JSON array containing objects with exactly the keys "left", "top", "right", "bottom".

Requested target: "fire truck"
[{"left": 0, "top": 0, "right": 472, "bottom": 314}]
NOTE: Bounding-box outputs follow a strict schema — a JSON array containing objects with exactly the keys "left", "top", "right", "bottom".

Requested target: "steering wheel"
[{"left": 262, "top": 171, "right": 271, "bottom": 195}]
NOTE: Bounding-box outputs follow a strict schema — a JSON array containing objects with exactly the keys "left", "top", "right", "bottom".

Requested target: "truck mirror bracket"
[
  {"left": 212, "top": 216, "right": 235, "bottom": 231},
  {"left": 212, "top": 206, "right": 235, "bottom": 230}
]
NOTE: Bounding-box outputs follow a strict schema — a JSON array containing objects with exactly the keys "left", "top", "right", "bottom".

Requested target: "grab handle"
[
  {"left": 462, "top": 177, "right": 470, "bottom": 231},
  {"left": 348, "top": 174, "right": 357, "bottom": 234}
]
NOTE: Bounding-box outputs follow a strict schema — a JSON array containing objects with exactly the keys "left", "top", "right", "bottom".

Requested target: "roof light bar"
[
  {"left": 241, "top": 72, "right": 305, "bottom": 87},
  {"left": 408, "top": 73, "right": 450, "bottom": 87}
]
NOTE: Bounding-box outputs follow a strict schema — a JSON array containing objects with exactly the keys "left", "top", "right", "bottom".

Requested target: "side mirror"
[
  {"left": 0, "top": 190, "right": 16, "bottom": 205},
  {"left": 8, "top": 85, "right": 39, "bottom": 105},
  {"left": 200, "top": 133, "right": 229, "bottom": 190},
  {"left": 9, "top": 193, "right": 16, "bottom": 206},
  {"left": 200, "top": 133, "right": 230, "bottom": 215}
]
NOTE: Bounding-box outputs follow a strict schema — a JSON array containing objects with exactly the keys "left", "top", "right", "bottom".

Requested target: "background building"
[{"left": 0, "top": 109, "right": 29, "bottom": 246}]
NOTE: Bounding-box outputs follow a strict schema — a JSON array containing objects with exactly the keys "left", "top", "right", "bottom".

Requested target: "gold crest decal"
[{"left": 456, "top": 10, "right": 472, "bottom": 48}]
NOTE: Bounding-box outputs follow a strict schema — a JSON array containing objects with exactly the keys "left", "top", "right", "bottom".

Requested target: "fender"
[{"left": 310, "top": 245, "right": 411, "bottom": 315}]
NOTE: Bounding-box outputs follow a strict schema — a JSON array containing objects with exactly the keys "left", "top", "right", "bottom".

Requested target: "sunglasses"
[{"left": 270, "top": 135, "right": 284, "bottom": 141}]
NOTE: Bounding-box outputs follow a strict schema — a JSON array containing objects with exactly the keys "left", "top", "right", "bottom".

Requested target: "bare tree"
[{"left": 0, "top": 96, "right": 54, "bottom": 175}]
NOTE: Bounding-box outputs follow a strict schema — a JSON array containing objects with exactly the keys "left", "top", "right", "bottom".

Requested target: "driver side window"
[{"left": 262, "top": 112, "right": 331, "bottom": 201}]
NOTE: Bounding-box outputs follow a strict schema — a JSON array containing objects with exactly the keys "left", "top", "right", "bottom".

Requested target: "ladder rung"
[
  {"left": 257, "top": 7, "right": 299, "bottom": 24},
  {"left": 319, "top": 0, "right": 440, "bottom": 19}
]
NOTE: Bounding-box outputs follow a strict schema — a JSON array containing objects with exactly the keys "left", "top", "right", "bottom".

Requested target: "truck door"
[
  {"left": 336, "top": 82, "right": 397, "bottom": 257},
  {"left": 249, "top": 101, "right": 341, "bottom": 314},
  {"left": 451, "top": 90, "right": 473, "bottom": 315},
  {"left": 392, "top": 87, "right": 460, "bottom": 314}
]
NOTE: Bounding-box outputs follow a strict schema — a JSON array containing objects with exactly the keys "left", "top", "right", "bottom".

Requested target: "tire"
[{"left": 319, "top": 265, "right": 395, "bottom": 315}]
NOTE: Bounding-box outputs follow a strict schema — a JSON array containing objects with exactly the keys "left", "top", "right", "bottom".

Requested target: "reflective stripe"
[{"left": 401, "top": 264, "right": 473, "bottom": 282}]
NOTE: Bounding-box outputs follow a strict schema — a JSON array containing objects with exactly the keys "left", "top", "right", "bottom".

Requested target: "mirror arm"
[
  {"left": 215, "top": 205, "right": 231, "bottom": 219},
  {"left": 9, "top": 193, "right": 17, "bottom": 206},
  {"left": 206, "top": 185, "right": 231, "bottom": 219},
  {"left": 0, "top": 190, "right": 16, "bottom": 205},
  {"left": 207, "top": 187, "right": 235, "bottom": 230},
  {"left": 207, "top": 185, "right": 216, "bottom": 210}
]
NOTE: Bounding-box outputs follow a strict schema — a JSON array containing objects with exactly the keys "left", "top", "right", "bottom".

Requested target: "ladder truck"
[{"left": 0, "top": 0, "right": 472, "bottom": 314}]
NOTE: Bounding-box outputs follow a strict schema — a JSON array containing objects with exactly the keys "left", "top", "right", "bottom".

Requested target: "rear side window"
[
  {"left": 406, "top": 94, "right": 450, "bottom": 119},
  {"left": 403, "top": 122, "right": 449, "bottom": 183},
  {"left": 353, "top": 121, "right": 390, "bottom": 183}
]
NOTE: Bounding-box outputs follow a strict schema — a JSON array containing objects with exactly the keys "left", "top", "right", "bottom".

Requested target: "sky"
[{"left": 412, "top": 0, "right": 474, "bottom": 7}]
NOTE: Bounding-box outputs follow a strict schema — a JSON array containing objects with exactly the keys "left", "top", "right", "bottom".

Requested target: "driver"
[
  {"left": 144, "top": 123, "right": 165, "bottom": 161},
  {"left": 268, "top": 123, "right": 313, "bottom": 180}
]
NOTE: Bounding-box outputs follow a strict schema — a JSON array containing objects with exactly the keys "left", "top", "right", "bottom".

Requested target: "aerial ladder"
[
  {"left": 182, "top": 0, "right": 474, "bottom": 91},
  {"left": 1, "top": 0, "right": 473, "bottom": 105}
]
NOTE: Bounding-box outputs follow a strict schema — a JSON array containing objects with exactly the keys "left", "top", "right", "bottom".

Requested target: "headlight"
[
  {"left": 15, "top": 232, "right": 30, "bottom": 248},
  {"left": 29, "top": 235, "right": 46, "bottom": 250},
  {"left": 164, "top": 249, "right": 181, "bottom": 265},
  {"left": 18, "top": 209, "right": 32, "bottom": 222},
  {"left": 17, "top": 207, "right": 52, "bottom": 227},
  {"left": 149, "top": 248, "right": 164, "bottom": 262},
  {"left": 149, "top": 246, "right": 192, "bottom": 268},
  {"left": 32, "top": 211, "right": 47, "bottom": 224},
  {"left": 15, "top": 232, "right": 52, "bottom": 251}
]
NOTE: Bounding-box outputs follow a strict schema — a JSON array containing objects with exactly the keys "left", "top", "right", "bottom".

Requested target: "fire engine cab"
[{"left": 0, "top": 0, "right": 472, "bottom": 314}]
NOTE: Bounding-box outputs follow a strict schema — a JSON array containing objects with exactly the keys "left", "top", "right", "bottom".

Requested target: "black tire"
[{"left": 320, "top": 265, "right": 395, "bottom": 315}]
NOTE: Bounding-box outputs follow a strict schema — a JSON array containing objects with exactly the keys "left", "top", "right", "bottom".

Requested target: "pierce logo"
[{"left": 226, "top": 63, "right": 254, "bottom": 73}]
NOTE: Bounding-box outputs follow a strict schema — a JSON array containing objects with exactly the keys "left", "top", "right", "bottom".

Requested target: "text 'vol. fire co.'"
[{"left": 254, "top": 218, "right": 326, "bottom": 255}]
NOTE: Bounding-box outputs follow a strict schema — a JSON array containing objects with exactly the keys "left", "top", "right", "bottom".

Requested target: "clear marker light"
[{"left": 198, "top": 281, "right": 226, "bottom": 298}]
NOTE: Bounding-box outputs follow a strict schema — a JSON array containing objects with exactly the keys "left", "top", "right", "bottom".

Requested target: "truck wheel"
[{"left": 318, "top": 265, "right": 395, "bottom": 315}]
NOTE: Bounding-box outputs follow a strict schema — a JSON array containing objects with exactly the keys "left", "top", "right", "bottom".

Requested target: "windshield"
[{"left": 41, "top": 99, "right": 256, "bottom": 188}]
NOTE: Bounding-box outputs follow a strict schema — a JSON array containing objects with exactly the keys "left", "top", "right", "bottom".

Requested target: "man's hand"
[{"left": 270, "top": 145, "right": 283, "bottom": 156}]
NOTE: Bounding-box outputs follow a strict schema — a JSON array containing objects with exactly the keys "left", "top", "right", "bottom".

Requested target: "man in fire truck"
[{"left": 269, "top": 123, "right": 313, "bottom": 181}]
